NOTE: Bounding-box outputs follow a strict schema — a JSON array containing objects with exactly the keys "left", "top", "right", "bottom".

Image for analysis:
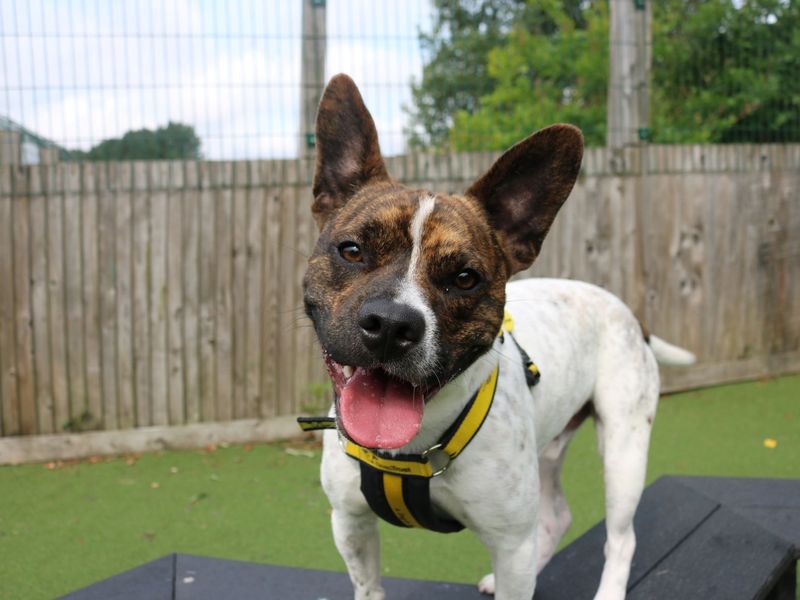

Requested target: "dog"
[{"left": 300, "top": 74, "right": 696, "bottom": 600}]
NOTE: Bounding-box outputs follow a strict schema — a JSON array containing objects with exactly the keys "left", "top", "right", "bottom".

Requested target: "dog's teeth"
[{"left": 342, "top": 365, "right": 354, "bottom": 380}]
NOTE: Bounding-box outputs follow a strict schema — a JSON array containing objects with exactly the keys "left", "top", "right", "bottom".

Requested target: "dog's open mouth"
[{"left": 324, "top": 354, "right": 438, "bottom": 450}]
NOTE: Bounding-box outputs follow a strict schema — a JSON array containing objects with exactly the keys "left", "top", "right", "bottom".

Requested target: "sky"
[{"left": 0, "top": 0, "right": 432, "bottom": 159}]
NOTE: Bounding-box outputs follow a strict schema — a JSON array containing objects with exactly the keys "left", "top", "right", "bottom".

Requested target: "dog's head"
[{"left": 303, "top": 74, "right": 583, "bottom": 450}]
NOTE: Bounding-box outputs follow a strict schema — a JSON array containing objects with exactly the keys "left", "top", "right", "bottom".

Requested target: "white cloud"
[{"left": 1, "top": 0, "right": 430, "bottom": 159}]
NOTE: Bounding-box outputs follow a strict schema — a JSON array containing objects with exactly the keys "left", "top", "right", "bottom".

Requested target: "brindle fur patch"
[
  {"left": 304, "top": 186, "right": 509, "bottom": 385},
  {"left": 305, "top": 73, "right": 583, "bottom": 387}
]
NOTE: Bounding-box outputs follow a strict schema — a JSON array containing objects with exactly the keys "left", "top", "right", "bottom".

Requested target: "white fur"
[
  {"left": 321, "top": 277, "right": 692, "bottom": 600},
  {"left": 394, "top": 195, "right": 438, "bottom": 376}
]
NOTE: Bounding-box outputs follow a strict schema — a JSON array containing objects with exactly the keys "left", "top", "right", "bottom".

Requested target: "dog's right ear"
[{"left": 312, "top": 74, "right": 390, "bottom": 229}]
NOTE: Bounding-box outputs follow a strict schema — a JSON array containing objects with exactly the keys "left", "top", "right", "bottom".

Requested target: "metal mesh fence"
[
  {"left": 0, "top": 0, "right": 429, "bottom": 161},
  {"left": 1, "top": 0, "right": 797, "bottom": 163}
]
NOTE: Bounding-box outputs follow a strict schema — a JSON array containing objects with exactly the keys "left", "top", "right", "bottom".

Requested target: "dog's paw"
[{"left": 477, "top": 573, "right": 495, "bottom": 595}]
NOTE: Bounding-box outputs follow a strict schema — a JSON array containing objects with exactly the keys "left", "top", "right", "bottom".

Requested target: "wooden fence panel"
[
  {"left": 81, "top": 163, "right": 103, "bottom": 430},
  {"left": 231, "top": 161, "right": 249, "bottom": 420},
  {"left": 115, "top": 163, "right": 135, "bottom": 430},
  {"left": 244, "top": 162, "right": 264, "bottom": 419},
  {"left": 11, "top": 168, "right": 35, "bottom": 434},
  {"left": 213, "top": 162, "right": 234, "bottom": 423},
  {"left": 131, "top": 162, "right": 150, "bottom": 428},
  {"left": 198, "top": 163, "right": 217, "bottom": 423},
  {"left": 29, "top": 167, "right": 53, "bottom": 434},
  {"left": 0, "top": 146, "right": 798, "bottom": 450},
  {"left": 259, "top": 168, "right": 282, "bottom": 419},
  {"left": 63, "top": 164, "right": 86, "bottom": 430},
  {"left": 0, "top": 167, "right": 18, "bottom": 436},
  {"left": 181, "top": 162, "right": 201, "bottom": 424},
  {"left": 47, "top": 166, "right": 69, "bottom": 433},
  {"left": 166, "top": 162, "right": 186, "bottom": 426},
  {"left": 150, "top": 162, "right": 170, "bottom": 427}
]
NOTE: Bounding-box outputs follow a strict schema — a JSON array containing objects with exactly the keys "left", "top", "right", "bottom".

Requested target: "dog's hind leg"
[
  {"left": 592, "top": 350, "right": 659, "bottom": 600},
  {"left": 536, "top": 427, "right": 578, "bottom": 572}
]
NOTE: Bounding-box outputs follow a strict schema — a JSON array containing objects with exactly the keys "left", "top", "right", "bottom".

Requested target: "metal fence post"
[{"left": 299, "top": 0, "right": 327, "bottom": 158}]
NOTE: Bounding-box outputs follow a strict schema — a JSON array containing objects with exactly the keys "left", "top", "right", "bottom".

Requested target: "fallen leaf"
[
  {"left": 151, "top": 482, "right": 161, "bottom": 489},
  {"left": 284, "top": 448, "right": 315, "bottom": 458}
]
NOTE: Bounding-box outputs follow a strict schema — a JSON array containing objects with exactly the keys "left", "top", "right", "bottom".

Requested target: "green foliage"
[
  {"left": 410, "top": 0, "right": 800, "bottom": 150},
  {"left": 71, "top": 121, "right": 202, "bottom": 160},
  {"left": 406, "top": 0, "right": 528, "bottom": 149},
  {"left": 651, "top": 0, "right": 800, "bottom": 143},
  {"left": 449, "top": 0, "right": 608, "bottom": 150}
]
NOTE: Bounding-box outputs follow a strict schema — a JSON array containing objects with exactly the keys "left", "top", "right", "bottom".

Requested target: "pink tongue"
[{"left": 339, "top": 368, "right": 424, "bottom": 449}]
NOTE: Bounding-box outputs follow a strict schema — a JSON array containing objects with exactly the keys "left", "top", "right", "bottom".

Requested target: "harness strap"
[
  {"left": 359, "top": 467, "right": 463, "bottom": 532},
  {"left": 297, "top": 309, "right": 540, "bottom": 534}
]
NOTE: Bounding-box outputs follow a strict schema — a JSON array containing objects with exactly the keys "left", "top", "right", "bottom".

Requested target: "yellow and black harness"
[{"left": 298, "top": 311, "right": 539, "bottom": 533}]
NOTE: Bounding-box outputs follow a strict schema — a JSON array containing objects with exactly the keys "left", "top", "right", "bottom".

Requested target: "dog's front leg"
[
  {"left": 331, "top": 508, "right": 385, "bottom": 600},
  {"left": 478, "top": 529, "right": 539, "bottom": 600}
]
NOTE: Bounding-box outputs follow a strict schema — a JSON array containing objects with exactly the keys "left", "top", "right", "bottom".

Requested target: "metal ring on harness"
[{"left": 421, "top": 443, "right": 451, "bottom": 477}]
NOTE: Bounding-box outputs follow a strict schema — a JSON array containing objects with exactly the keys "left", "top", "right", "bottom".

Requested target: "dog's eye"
[
  {"left": 338, "top": 242, "right": 363, "bottom": 263},
  {"left": 453, "top": 269, "right": 481, "bottom": 291}
]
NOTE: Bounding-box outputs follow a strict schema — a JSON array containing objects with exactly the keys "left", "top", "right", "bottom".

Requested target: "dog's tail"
[{"left": 648, "top": 336, "right": 697, "bottom": 366}]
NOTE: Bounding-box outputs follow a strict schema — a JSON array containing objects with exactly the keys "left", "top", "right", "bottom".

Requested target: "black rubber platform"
[{"left": 61, "top": 476, "right": 800, "bottom": 600}]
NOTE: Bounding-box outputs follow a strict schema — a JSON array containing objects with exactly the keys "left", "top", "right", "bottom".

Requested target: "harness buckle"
[{"left": 421, "top": 443, "right": 451, "bottom": 477}]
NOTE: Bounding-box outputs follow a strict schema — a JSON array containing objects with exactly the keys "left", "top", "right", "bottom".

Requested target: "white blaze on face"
[{"left": 396, "top": 195, "right": 438, "bottom": 373}]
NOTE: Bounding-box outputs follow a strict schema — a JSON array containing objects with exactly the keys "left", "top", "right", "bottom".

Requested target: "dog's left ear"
[
  {"left": 466, "top": 124, "right": 583, "bottom": 274},
  {"left": 311, "top": 74, "right": 390, "bottom": 229}
]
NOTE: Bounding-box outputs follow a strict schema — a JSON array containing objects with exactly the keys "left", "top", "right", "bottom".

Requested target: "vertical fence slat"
[
  {"left": 259, "top": 163, "right": 281, "bottom": 418},
  {"left": 131, "top": 162, "right": 150, "bottom": 427},
  {"left": 198, "top": 163, "right": 217, "bottom": 422},
  {"left": 149, "top": 162, "right": 169, "bottom": 426},
  {"left": 63, "top": 163, "right": 87, "bottom": 428},
  {"left": 278, "top": 161, "right": 297, "bottom": 415},
  {"left": 231, "top": 162, "right": 249, "bottom": 419},
  {"left": 48, "top": 166, "right": 70, "bottom": 432},
  {"left": 166, "top": 163, "right": 185, "bottom": 426},
  {"left": 214, "top": 163, "right": 234, "bottom": 422},
  {"left": 244, "top": 162, "right": 264, "bottom": 418},
  {"left": 81, "top": 163, "right": 103, "bottom": 429},
  {"left": 182, "top": 162, "right": 200, "bottom": 423},
  {"left": 0, "top": 167, "right": 18, "bottom": 435},
  {"left": 98, "top": 164, "right": 119, "bottom": 430},
  {"left": 29, "top": 167, "right": 53, "bottom": 434},
  {"left": 12, "top": 169, "right": 35, "bottom": 434},
  {"left": 294, "top": 165, "right": 314, "bottom": 413},
  {"left": 115, "top": 163, "right": 135, "bottom": 429}
]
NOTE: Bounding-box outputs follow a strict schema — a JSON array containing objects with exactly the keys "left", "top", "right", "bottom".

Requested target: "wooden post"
[
  {"left": 298, "top": 0, "right": 327, "bottom": 158},
  {"left": 607, "top": 0, "right": 652, "bottom": 148},
  {"left": 0, "top": 131, "right": 21, "bottom": 165}
]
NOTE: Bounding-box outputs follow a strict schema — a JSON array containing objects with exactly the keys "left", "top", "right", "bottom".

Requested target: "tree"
[
  {"left": 405, "top": 0, "right": 527, "bottom": 149},
  {"left": 72, "top": 122, "right": 202, "bottom": 160},
  {"left": 651, "top": 0, "right": 800, "bottom": 143},
  {"left": 409, "top": 0, "right": 800, "bottom": 150},
  {"left": 448, "top": 0, "right": 608, "bottom": 150}
]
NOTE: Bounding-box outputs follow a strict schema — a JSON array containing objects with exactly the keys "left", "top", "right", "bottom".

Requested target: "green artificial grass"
[{"left": 0, "top": 375, "right": 798, "bottom": 599}]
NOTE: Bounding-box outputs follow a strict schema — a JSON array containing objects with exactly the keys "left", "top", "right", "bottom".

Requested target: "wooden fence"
[{"left": 0, "top": 145, "right": 798, "bottom": 461}]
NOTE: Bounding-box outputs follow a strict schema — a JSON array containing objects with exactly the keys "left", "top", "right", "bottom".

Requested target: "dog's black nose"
[{"left": 358, "top": 298, "right": 426, "bottom": 361}]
